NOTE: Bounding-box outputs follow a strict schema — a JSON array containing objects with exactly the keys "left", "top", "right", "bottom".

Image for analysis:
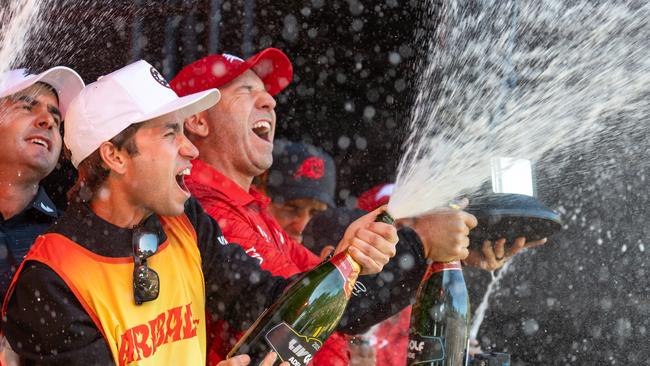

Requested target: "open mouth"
[
  {"left": 175, "top": 167, "right": 191, "bottom": 193},
  {"left": 252, "top": 121, "right": 271, "bottom": 142},
  {"left": 27, "top": 137, "right": 49, "bottom": 150}
]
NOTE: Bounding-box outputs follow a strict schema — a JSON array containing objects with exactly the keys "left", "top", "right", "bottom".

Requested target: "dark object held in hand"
[{"left": 466, "top": 193, "right": 562, "bottom": 248}]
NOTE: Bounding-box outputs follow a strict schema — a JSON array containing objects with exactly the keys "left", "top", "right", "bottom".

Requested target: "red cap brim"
[{"left": 246, "top": 48, "right": 293, "bottom": 96}]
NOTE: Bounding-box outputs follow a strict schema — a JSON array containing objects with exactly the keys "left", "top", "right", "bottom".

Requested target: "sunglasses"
[{"left": 132, "top": 228, "right": 160, "bottom": 305}]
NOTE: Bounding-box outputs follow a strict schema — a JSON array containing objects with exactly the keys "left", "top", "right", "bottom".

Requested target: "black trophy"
[{"left": 465, "top": 157, "right": 562, "bottom": 248}]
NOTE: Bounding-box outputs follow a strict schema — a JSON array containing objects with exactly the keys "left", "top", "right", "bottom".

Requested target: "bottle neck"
[
  {"left": 331, "top": 252, "right": 361, "bottom": 299},
  {"left": 431, "top": 261, "right": 462, "bottom": 272},
  {"left": 423, "top": 261, "right": 462, "bottom": 281},
  {"left": 331, "top": 251, "right": 362, "bottom": 277}
]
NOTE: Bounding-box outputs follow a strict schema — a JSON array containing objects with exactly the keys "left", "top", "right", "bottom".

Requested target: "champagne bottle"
[
  {"left": 406, "top": 261, "right": 470, "bottom": 366},
  {"left": 227, "top": 213, "right": 394, "bottom": 366},
  {"left": 227, "top": 252, "right": 360, "bottom": 365}
]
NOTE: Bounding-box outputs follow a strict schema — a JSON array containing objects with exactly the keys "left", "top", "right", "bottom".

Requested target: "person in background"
[
  {"left": 263, "top": 143, "right": 375, "bottom": 365},
  {"left": 172, "top": 48, "right": 474, "bottom": 366},
  {"left": 0, "top": 66, "right": 84, "bottom": 364},
  {"left": 264, "top": 140, "right": 335, "bottom": 243}
]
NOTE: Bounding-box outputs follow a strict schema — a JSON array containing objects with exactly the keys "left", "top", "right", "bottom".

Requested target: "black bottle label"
[
  {"left": 407, "top": 332, "right": 445, "bottom": 365},
  {"left": 265, "top": 322, "right": 323, "bottom": 366}
]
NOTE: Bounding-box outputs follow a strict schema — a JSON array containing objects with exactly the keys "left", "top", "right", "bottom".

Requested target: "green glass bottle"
[
  {"left": 227, "top": 251, "right": 361, "bottom": 366},
  {"left": 406, "top": 261, "right": 470, "bottom": 366}
]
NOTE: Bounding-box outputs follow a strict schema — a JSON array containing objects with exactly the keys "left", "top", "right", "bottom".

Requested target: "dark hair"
[
  {"left": 67, "top": 123, "right": 142, "bottom": 203},
  {"left": 35, "top": 82, "right": 59, "bottom": 103}
]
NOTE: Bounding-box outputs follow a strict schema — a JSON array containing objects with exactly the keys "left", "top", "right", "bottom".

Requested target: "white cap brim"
[
  {"left": 131, "top": 88, "right": 221, "bottom": 126},
  {"left": 0, "top": 66, "right": 84, "bottom": 118},
  {"left": 66, "top": 87, "right": 220, "bottom": 168}
]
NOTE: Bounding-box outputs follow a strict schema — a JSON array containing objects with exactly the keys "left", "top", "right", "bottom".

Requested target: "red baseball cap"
[
  {"left": 356, "top": 182, "right": 395, "bottom": 212},
  {"left": 170, "top": 48, "right": 293, "bottom": 97}
]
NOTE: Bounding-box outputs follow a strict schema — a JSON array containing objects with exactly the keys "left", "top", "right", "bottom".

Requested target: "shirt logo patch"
[
  {"left": 294, "top": 157, "right": 325, "bottom": 180},
  {"left": 39, "top": 202, "right": 54, "bottom": 213}
]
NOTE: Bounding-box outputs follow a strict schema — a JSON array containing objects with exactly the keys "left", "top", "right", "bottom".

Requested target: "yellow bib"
[{"left": 17, "top": 215, "right": 206, "bottom": 366}]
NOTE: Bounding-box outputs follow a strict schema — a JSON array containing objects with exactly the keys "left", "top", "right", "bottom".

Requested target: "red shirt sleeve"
[{"left": 285, "top": 235, "right": 322, "bottom": 272}]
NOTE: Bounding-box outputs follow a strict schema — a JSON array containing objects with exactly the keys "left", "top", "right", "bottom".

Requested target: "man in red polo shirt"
[{"left": 171, "top": 48, "right": 476, "bottom": 365}]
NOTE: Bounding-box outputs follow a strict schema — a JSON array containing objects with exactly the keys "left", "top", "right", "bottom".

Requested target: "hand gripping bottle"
[{"left": 228, "top": 212, "right": 395, "bottom": 365}]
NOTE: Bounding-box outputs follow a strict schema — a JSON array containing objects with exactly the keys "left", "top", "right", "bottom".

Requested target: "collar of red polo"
[{"left": 188, "top": 159, "right": 269, "bottom": 208}]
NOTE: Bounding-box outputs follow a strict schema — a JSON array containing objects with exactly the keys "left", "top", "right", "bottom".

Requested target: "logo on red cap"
[
  {"left": 223, "top": 54, "right": 244, "bottom": 63},
  {"left": 294, "top": 157, "right": 325, "bottom": 180}
]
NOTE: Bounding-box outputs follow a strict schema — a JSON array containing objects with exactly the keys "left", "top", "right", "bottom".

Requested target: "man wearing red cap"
[
  {"left": 171, "top": 49, "right": 476, "bottom": 366},
  {"left": 172, "top": 48, "right": 354, "bottom": 366}
]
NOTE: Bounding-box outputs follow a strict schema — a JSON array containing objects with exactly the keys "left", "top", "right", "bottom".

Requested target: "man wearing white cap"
[
  {"left": 0, "top": 65, "right": 84, "bottom": 365},
  {"left": 0, "top": 66, "right": 84, "bottom": 300},
  {"left": 1, "top": 61, "right": 397, "bottom": 365}
]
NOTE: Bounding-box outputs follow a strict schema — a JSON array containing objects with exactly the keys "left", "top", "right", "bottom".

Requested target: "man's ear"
[
  {"left": 184, "top": 111, "right": 210, "bottom": 138},
  {"left": 98, "top": 141, "right": 128, "bottom": 175}
]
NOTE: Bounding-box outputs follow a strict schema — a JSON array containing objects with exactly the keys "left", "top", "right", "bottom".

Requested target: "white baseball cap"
[
  {"left": 65, "top": 60, "right": 220, "bottom": 168},
  {"left": 0, "top": 66, "right": 85, "bottom": 118}
]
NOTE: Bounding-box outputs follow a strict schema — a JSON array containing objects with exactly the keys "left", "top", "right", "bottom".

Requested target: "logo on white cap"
[{"left": 150, "top": 67, "right": 171, "bottom": 89}]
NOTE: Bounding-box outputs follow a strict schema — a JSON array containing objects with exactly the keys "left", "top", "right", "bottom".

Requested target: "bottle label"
[
  {"left": 406, "top": 332, "right": 445, "bottom": 365},
  {"left": 331, "top": 253, "right": 360, "bottom": 299},
  {"left": 423, "top": 261, "right": 462, "bottom": 281},
  {"left": 264, "top": 322, "right": 322, "bottom": 366}
]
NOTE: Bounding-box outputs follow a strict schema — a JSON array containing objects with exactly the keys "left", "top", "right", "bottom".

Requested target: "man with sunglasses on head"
[
  {"left": 0, "top": 67, "right": 84, "bottom": 364},
  {"left": 1, "top": 60, "right": 397, "bottom": 366}
]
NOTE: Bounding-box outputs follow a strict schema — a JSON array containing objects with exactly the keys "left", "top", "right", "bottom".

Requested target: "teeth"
[
  {"left": 252, "top": 121, "right": 271, "bottom": 132},
  {"left": 180, "top": 168, "right": 191, "bottom": 176},
  {"left": 29, "top": 138, "right": 48, "bottom": 148}
]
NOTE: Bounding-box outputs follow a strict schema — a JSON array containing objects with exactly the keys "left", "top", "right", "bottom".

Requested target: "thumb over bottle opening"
[{"left": 375, "top": 211, "right": 395, "bottom": 225}]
